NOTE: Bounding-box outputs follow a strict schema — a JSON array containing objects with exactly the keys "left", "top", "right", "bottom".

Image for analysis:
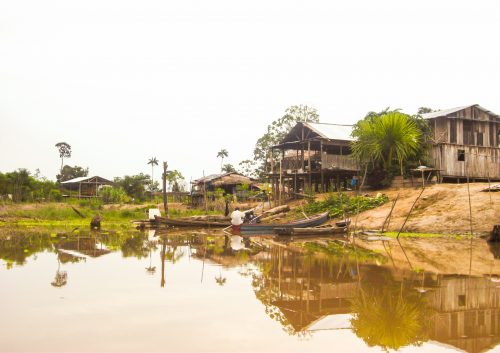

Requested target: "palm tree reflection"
[{"left": 350, "top": 281, "right": 431, "bottom": 351}]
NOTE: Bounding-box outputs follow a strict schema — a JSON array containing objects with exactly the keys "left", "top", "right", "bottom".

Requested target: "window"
[
  {"left": 458, "top": 149, "right": 465, "bottom": 162},
  {"left": 458, "top": 294, "right": 466, "bottom": 307},
  {"left": 341, "top": 146, "right": 352, "bottom": 155},
  {"left": 463, "top": 120, "right": 473, "bottom": 145},
  {"left": 450, "top": 119, "right": 457, "bottom": 143},
  {"left": 326, "top": 145, "right": 341, "bottom": 155},
  {"left": 476, "top": 132, "right": 483, "bottom": 146}
]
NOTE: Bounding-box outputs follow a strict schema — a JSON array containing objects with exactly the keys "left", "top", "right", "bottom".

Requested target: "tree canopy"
[
  {"left": 56, "top": 165, "right": 89, "bottom": 183},
  {"left": 114, "top": 173, "right": 150, "bottom": 201}
]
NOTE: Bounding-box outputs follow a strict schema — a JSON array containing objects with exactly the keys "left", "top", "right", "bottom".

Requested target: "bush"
[
  {"left": 100, "top": 187, "right": 130, "bottom": 204},
  {"left": 302, "top": 193, "right": 389, "bottom": 218},
  {"left": 49, "top": 189, "right": 62, "bottom": 202}
]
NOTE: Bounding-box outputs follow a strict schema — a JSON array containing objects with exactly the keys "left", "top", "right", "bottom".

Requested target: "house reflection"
[{"left": 245, "top": 242, "right": 500, "bottom": 353}]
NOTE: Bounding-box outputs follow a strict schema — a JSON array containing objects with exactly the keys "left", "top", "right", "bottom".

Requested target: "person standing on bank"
[{"left": 230, "top": 207, "right": 246, "bottom": 232}]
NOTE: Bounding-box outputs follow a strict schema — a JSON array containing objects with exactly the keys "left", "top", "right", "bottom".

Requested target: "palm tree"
[
  {"left": 352, "top": 112, "right": 421, "bottom": 176},
  {"left": 147, "top": 157, "right": 159, "bottom": 199},
  {"left": 217, "top": 149, "right": 228, "bottom": 172}
]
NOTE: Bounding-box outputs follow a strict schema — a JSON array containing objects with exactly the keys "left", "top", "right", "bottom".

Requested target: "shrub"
[
  {"left": 302, "top": 193, "right": 389, "bottom": 218},
  {"left": 49, "top": 189, "right": 62, "bottom": 202},
  {"left": 100, "top": 187, "right": 130, "bottom": 204}
]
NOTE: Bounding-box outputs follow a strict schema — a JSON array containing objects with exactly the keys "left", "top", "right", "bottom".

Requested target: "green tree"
[
  {"left": 221, "top": 164, "right": 236, "bottom": 173},
  {"left": 238, "top": 159, "right": 257, "bottom": 177},
  {"left": 56, "top": 165, "right": 89, "bottom": 182},
  {"left": 217, "top": 149, "right": 229, "bottom": 172},
  {"left": 253, "top": 105, "right": 319, "bottom": 178},
  {"left": 417, "top": 107, "right": 434, "bottom": 114},
  {"left": 55, "top": 142, "right": 71, "bottom": 174},
  {"left": 147, "top": 157, "right": 159, "bottom": 195},
  {"left": 352, "top": 111, "right": 421, "bottom": 178},
  {"left": 166, "top": 170, "right": 185, "bottom": 192},
  {"left": 114, "top": 174, "right": 150, "bottom": 202}
]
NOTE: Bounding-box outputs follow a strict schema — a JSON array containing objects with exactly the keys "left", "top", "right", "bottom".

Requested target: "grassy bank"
[{"left": 0, "top": 201, "right": 221, "bottom": 228}]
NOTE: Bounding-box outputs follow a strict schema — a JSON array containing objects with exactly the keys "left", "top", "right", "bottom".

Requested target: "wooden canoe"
[
  {"left": 154, "top": 216, "right": 228, "bottom": 227},
  {"left": 238, "top": 212, "right": 329, "bottom": 234},
  {"left": 274, "top": 225, "right": 346, "bottom": 236}
]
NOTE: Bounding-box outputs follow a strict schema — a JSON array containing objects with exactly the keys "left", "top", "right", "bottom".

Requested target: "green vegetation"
[
  {"left": 300, "top": 192, "right": 389, "bottom": 218},
  {"left": 113, "top": 173, "right": 150, "bottom": 202},
  {"left": 100, "top": 187, "right": 130, "bottom": 204},
  {"left": 351, "top": 109, "right": 431, "bottom": 188},
  {"left": 0, "top": 169, "right": 60, "bottom": 202},
  {"left": 56, "top": 165, "right": 88, "bottom": 183}
]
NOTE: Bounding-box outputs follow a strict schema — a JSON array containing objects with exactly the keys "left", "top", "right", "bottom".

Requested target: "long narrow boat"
[
  {"left": 154, "top": 216, "right": 228, "bottom": 227},
  {"left": 274, "top": 225, "right": 346, "bottom": 236},
  {"left": 238, "top": 212, "right": 329, "bottom": 234}
]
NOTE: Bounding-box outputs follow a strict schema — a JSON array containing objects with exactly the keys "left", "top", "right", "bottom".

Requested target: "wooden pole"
[
  {"left": 162, "top": 162, "right": 169, "bottom": 217},
  {"left": 307, "top": 140, "right": 311, "bottom": 193},
  {"left": 320, "top": 140, "right": 324, "bottom": 193},
  {"left": 279, "top": 158, "right": 283, "bottom": 206}
]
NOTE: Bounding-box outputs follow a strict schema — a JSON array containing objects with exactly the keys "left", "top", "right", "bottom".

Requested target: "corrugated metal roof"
[
  {"left": 421, "top": 104, "right": 499, "bottom": 119},
  {"left": 60, "top": 176, "right": 112, "bottom": 184},
  {"left": 305, "top": 122, "right": 354, "bottom": 141}
]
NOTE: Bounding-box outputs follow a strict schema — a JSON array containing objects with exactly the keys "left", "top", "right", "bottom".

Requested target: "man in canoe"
[{"left": 230, "top": 207, "right": 245, "bottom": 232}]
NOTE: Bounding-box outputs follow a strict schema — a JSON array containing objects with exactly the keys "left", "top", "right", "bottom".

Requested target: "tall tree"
[
  {"left": 147, "top": 157, "right": 159, "bottom": 196},
  {"left": 253, "top": 105, "right": 319, "bottom": 178},
  {"left": 217, "top": 149, "right": 228, "bottom": 172},
  {"left": 55, "top": 142, "right": 71, "bottom": 174}
]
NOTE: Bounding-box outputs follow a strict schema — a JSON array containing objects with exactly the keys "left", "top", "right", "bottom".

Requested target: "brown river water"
[{"left": 0, "top": 228, "right": 499, "bottom": 353}]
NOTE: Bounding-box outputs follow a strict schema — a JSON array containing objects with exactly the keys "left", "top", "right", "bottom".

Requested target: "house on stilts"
[
  {"left": 422, "top": 104, "right": 500, "bottom": 182},
  {"left": 268, "top": 122, "right": 359, "bottom": 201}
]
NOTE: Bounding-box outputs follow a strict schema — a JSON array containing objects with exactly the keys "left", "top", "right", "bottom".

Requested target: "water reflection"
[{"left": 0, "top": 228, "right": 498, "bottom": 352}]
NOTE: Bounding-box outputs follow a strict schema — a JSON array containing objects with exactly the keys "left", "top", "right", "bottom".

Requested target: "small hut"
[
  {"left": 191, "top": 172, "right": 259, "bottom": 205},
  {"left": 60, "top": 176, "right": 113, "bottom": 198}
]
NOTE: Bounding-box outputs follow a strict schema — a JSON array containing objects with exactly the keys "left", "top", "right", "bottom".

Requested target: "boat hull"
[{"left": 238, "top": 212, "right": 329, "bottom": 234}]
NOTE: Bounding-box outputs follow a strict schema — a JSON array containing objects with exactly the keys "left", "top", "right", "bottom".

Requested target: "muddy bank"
[
  {"left": 349, "top": 183, "right": 499, "bottom": 235},
  {"left": 354, "top": 236, "right": 500, "bottom": 277}
]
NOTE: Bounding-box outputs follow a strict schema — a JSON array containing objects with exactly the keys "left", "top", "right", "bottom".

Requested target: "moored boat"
[
  {"left": 274, "top": 225, "right": 346, "bottom": 236},
  {"left": 237, "top": 212, "right": 329, "bottom": 234}
]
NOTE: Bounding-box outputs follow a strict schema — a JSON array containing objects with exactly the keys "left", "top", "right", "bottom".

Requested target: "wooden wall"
[
  {"left": 321, "top": 152, "right": 359, "bottom": 171},
  {"left": 431, "top": 108, "right": 500, "bottom": 147},
  {"left": 431, "top": 144, "right": 500, "bottom": 179}
]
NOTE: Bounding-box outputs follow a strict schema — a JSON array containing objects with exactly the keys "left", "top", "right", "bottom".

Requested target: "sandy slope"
[{"left": 349, "top": 183, "right": 499, "bottom": 235}]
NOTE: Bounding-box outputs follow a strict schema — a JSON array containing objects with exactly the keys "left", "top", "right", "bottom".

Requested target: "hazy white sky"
[{"left": 1, "top": 0, "right": 499, "bottom": 184}]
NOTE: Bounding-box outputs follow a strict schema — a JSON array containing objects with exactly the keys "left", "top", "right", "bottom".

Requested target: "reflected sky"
[{"left": 0, "top": 228, "right": 498, "bottom": 353}]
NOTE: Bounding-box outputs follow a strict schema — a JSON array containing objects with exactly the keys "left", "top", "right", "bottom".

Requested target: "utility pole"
[{"left": 162, "top": 162, "right": 169, "bottom": 217}]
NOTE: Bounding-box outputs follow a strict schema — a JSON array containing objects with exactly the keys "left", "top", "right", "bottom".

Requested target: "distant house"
[
  {"left": 268, "top": 121, "right": 359, "bottom": 198},
  {"left": 60, "top": 176, "right": 114, "bottom": 198},
  {"left": 191, "top": 172, "right": 259, "bottom": 205},
  {"left": 422, "top": 104, "right": 500, "bottom": 181}
]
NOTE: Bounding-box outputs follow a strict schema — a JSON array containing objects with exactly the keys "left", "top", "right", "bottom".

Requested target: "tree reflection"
[
  {"left": 51, "top": 259, "right": 68, "bottom": 287},
  {"left": 350, "top": 281, "right": 431, "bottom": 351}
]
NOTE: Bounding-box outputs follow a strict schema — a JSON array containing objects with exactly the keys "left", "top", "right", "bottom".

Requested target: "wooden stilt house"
[
  {"left": 422, "top": 104, "right": 500, "bottom": 182},
  {"left": 60, "top": 176, "right": 113, "bottom": 198},
  {"left": 268, "top": 122, "right": 359, "bottom": 201}
]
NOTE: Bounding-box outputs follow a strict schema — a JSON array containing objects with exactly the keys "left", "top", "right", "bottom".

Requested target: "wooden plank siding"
[
  {"left": 431, "top": 144, "right": 500, "bottom": 179},
  {"left": 427, "top": 105, "right": 500, "bottom": 180}
]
